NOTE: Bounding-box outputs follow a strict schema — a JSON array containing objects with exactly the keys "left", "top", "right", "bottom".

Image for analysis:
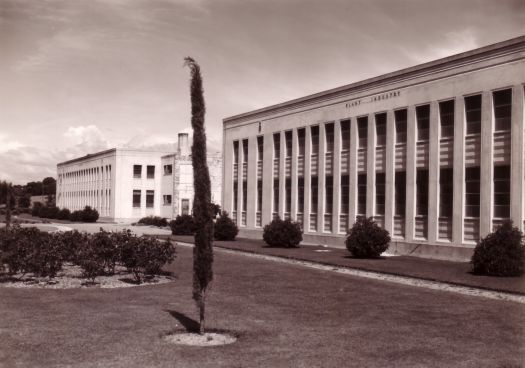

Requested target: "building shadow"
[{"left": 165, "top": 310, "right": 200, "bottom": 333}]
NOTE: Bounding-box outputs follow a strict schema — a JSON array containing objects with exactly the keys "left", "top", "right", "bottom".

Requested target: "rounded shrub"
[
  {"left": 214, "top": 211, "right": 238, "bottom": 241},
  {"left": 471, "top": 220, "right": 525, "bottom": 277},
  {"left": 80, "top": 206, "right": 99, "bottom": 223},
  {"left": 262, "top": 217, "right": 303, "bottom": 248},
  {"left": 169, "top": 214, "right": 196, "bottom": 235},
  {"left": 138, "top": 216, "right": 168, "bottom": 227},
  {"left": 56, "top": 208, "right": 71, "bottom": 220},
  {"left": 345, "top": 216, "right": 390, "bottom": 258}
]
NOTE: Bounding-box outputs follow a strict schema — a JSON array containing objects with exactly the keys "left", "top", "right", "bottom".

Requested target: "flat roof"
[
  {"left": 223, "top": 35, "right": 525, "bottom": 125},
  {"left": 57, "top": 147, "right": 174, "bottom": 166}
]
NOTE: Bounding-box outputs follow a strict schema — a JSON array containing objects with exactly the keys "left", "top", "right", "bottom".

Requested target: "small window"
[
  {"left": 273, "top": 178, "right": 279, "bottom": 213},
  {"left": 311, "top": 176, "right": 318, "bottom": 213},
  {"left": 181, "top": 199, "right": 190, "bottom": 215},
  {"left": 273, "top": 133, "right": 281, "bottom": 159},
  {"left": 285, "top": 178, "right": 291, "bottom": 213},
  {"left": 395, "top": 109, "right": 407, "bottom": 144},
  {"left": 465, "top": 95, "right": 482, "bottom": 135},
  {"left": 147, "top": 165, "right": 155, "bottom": 179},
  {"left": 493, "top": 165, "right": 510, "bottom": 218},
  {"left": 233, "top": 141, "right": 239, "bottom": 164},
  {"left": 242, "top": 139, "right": 248, "bottom": 162},
  {"left": 439, "top": 168, "right": 453, "bottom": 218},
  {"left": 340, "top": 175, "right": 349, "bottom": 214},
  {"left": 233, "top": 181, "right": 238, "bottom": 210},
  {"left": 416, "top": 105, "right": 430, "bottom": 141},
  {"left": 133, "top": 165, "right": 142, "bottom": 179},
  {"left": 375, "top": 113, "right": 387, "bottom": 146},
  {"left": 439, "top": 100, "right": 454, "bottom": 138},
  {"left": 164, "top": 165, "right": 173, "bottom": 175},
  {"left": 146, "top": 190, "right": 154, "bottom": 208},
  {"left": 257, "top": 136, "right": 264, "bottom": 161},
  {"left": 257, "top": 179, "right": 263, "bottom": 212},
  {"left": 357, "top": 116, "right": 368, "bottom": 149},
  {"left": 395, "top": 171, "right": 406, "bottom": 216},
  {"left": 357, "top": 174, "right": 367, "bottom": 215},
  {"left": 242, "top": 180, "right": 247, "bottom": 212},
  {"left": 416, "top": 169, "right": 428, "bottom": 216},
  {"left": 465, "top": 167, "right": 480, "bottom": 217},
  {"left": 375, "top": 172, "right": 385, "bottom": 215},
  {"left": 163, "top": 195, "right": 172, "bottom": 205},
  {"left": 132, "top": 190, "right": 141, "bottom": 208},
  {"left": 325, "top": 176, "right": 333, "bottom": 214},
  {"left": 297, "top": 177, "right": 304, "bottom": 213},
  {"left": 493, "top": 89, "right": 512, "bottom": 132}
]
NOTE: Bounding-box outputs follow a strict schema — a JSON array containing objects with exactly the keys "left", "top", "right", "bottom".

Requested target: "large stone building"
[
  {"left": 56, "top": 133, "right": 222, "bottom": 222},
  {"left": 222, "top": 36, "right": 525, "bottom": 261}
]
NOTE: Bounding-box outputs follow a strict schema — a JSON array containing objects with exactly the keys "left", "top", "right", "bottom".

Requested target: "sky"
[{"left": 1, "top": 0, "right": 524, "bottom": 184}]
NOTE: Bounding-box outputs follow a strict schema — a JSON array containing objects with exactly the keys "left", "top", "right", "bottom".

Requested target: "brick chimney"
[{"left": 178, "top": 133, "right": 190, "bottom": 156}]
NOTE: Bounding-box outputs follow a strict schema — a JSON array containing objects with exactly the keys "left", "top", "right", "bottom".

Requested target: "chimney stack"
[{"left": 178, "top": 133, "right": 190, "bottom": 156}]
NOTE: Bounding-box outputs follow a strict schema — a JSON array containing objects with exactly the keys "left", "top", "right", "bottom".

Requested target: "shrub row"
[
  {"left": 169, "top": 212, "right": 238, "bottom": 241},
  {"left": 0, "top": 226, "right": 176, "bottom": 283},
  {"left": 138, "top": 216, "right": 168, "bottom": 227},
  {"left": 32, "top": 204, "right": 98, "bottom": 223}
]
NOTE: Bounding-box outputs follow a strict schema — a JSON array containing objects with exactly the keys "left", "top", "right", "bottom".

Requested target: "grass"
[{"left": 0, "top": 245, "right": 524, "bottom": 367}]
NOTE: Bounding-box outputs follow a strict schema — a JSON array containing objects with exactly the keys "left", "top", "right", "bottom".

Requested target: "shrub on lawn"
[
  {"left": 169, "top": 214, "right": 196, "bottom": 235},
  {"left": 79, "top": 206, "right": 99, "bottom": 223},
  {"left": 263, "top": 217, "right": 303, "bottom": 248},
  {"left": 69, "top": 210, "right": 82, "bottom": 222},
  {"left": 471, "top": 220, "right": 525, "bottom": 277},
  {"left": 138, "top": 216, "right": 168, "bottom": 227},
  {"left": 214, "top": 211, "right": 238, "bottom": 241},
  {"left": 31, "top": 202, "right": 43, "bottom": 217},
  {"left": 345, "top": 216, "right": 391, "bottom": 258},
  {"left": 39, "top": 206, "right": 59, "bottom": 219},
  {"left": 90, "top": 229, "right": 119, "bottom": 274},
  {"left": 77, "top": 241, "right": 106, "bottom": 283},
  {"left": 56, "top": 208, "right": 71, "bottom": 220},
  {"left": 27, "top": 232, "right": 63, "bottom": 278},
  {"left": 59, "top": 230, "right": 87, "bottom": 263}
]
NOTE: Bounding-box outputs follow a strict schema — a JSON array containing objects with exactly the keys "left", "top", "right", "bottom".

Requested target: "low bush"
[
  {"left": 90, "top": 229, "right": 119, "bottom": 274},
  {"left": 471, "top": 220, "right": 525, "bottom": 277},
  {"left": 345, "top": 216, "right": 391, "bottom": 258},
  {"left": 169, "top": 215, "right": 196, "bottom": 235},
  {"left": 138, "top": 216, "right": 168, "bottom": 227},
  {"left": 31, "top": 202, "right": 43, "bottom": 217},
  {"left": 214, "top": 211, "right": 238, "bottom": 241},
  {"left": 27, "top": 232, "right": 63, "bottom": 278},
  {"left": 79, "top": 206, "right": 99, "bottom": 223},
  {"left": 59, "top": 230, "right": 86, "bottom": 263},
  {"left": 263, "top": 217, "right": 303, "bottom": 248},
  {"left": 56, "top": 208, "right": 71, "bottom": 220},
  {"left": 39, "top": 206, "right": 59, "bottom": 219},
  {"left": 77, "top": 241, "right": 105, "bottom": 283}
]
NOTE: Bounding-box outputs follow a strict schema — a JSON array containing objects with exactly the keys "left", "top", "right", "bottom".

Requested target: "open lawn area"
[{"left": 1, "top": 245, "right": 524, "bottom": 367}]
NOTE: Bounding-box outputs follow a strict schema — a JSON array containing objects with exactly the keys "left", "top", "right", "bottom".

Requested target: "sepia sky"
[{"left": 1, "top": 0, "right": 524, "bottom": 184}]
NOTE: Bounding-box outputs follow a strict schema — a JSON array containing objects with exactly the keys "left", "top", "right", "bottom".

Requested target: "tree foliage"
[{"left": 185, "top": 56, "right": 214, "bottom": 334}]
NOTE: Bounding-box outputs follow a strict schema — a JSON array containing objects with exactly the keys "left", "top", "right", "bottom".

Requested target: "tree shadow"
[{"left": 165, "top": 310, "right": 200, "bottom": 333}]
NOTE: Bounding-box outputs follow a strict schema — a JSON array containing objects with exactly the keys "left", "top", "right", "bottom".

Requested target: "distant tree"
[
  {"left": 185, "top": 57, "right": 214, "bottom": 334},
  {"left": 42, "top": 177, "right": 56, "bottom": 195},
  {"left": 26, "top": 181, "right": 43, "bottom": 196},
  {"left": 18, "top": 196, "right": 31, "bottom": 208},
  {"left": 0, "top": 181, "right": 14, "bottom": 229}
]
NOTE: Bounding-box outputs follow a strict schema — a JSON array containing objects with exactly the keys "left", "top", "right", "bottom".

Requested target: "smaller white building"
[{"left": 56, "top": 134, "right": 222, "bottom": 222}]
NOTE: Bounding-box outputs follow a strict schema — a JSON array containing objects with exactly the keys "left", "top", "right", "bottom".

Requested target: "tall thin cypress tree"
[
  {"left": 184, "top": 57, "right": 214, "bottom": 334},
  {"left": 0, "top": 181, "right": 12, "bottom": 229}
]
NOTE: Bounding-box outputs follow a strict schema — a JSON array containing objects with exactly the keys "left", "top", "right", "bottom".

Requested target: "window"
[
  {"left": 325, "top": 176, "right": 333, "bottom": 213},
  {"left": 132, "top": 190, "right": 141, "bottom": 208},
  {"left": 163, "top": 195, "right": 172, "bottom": 205},
  {"left": 163, "top": 164, "right": 173, "bottom": 175},
  {"left": 242, "top": 181, "right": 247, "bottom": 212},
  {"left": 257, "top": 179, "right": 262, "bottom": 212},
  {"left": 465, "top": 95, "right": 481, "bottom": 135},
  {"left": 242, "top": 139, "right": 248, "bottom": 162},
  {"left": 273, "top": 133, "right": 280, "bottom": 159},
  {"left": 395, "top": 171, "right": 406, "bottom": 216},
  {"left": 375, "top": 173, "right": 385, "bottom": 215},
  {"left": 233, "top": 141, "right": 239, "bottom": 164},
  {"left": 341, "top": 175, "right": 349, "bottom": 214},
  {"left": 233, "top": 181, "right": 238, "bottom": 211},
  {"left": 285, "top": 178, "right": 291, "bottom": 213},
  {"left": 465, "top": 167, "right": 480, "bottom": 217},
  {"left": 341, "top": 120, "right": 350, "bottom": 151},
  {"left": 416, "top": 169, "right": 428, "bottom": 216},
  {"left": 273, "top": 178, "right": 279, "bottom": 213},
  {"left": 357, "top": 116, "right": 368, "bottom": 148},
  {"left": 298, "top": 177, "right": 304, "bottom": 213},
  {"left": 257, "top": 136, "right": 264, "bottom": 161},
  {"left": 133, "top": 165, "right": 142, "bottom": 179},
  {"left": 146, "top": 190, "right": 154, "bottom": 208},
  {"left": 357, "top": 174, "right": 366, "bottom": 215},
  {"left": 147, "top": 165, "right": 155, "bottom": 179},
  {"left": 181, "top": 199, "right": 190, "bottom": 215},
  {"left": 494, "top": 165, "right": 510, "bottom": 218},
  {"left": 298, "top": 129, "right": 306, "bottom": 156},
  {"left": 416, "top": 105, "right": 430, "bottom": 141},
  {"left": 311, "top": 176, "right": 318, "bottom": 213},
  {"left": 325, "top": 123, "right": 334, "bottom": 153},
  {"left": 395, "top": 109, "right": 407, "bottom": 144},
  {"left": 375, "top": 113, "right": 387, "bottom": 146},
  {"left": 439, "top": 168, "right": 453, "bottom": 218},
  {"left": 311, "top": 126, "right": 319, "bottom": 155},
  {"left": 285, "top": 131, "right": 292, "bottom": 157},
  {"left": 439, "top": 100, "right": 454, "bottom": 138},
  {"left": 494, "top": 89, "right": 512, "bottom": 131}
]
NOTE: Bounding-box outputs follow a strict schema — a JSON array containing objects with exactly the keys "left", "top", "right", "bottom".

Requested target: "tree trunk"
[{"left": 199, "top": 296, "right": 205, "bottom": 334}]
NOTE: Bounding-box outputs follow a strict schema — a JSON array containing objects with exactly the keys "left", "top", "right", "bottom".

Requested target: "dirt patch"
[
  {"left": 164, "top": 332, "right": 237, "bottom": 346},
  {"left": 0, "top": 264, "right": 174, "bottom": 289}
]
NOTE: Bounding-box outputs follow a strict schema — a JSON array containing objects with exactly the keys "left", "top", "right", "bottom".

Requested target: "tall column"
[
  {"left": 405, "top": 106, "right": 417, "bottom": 241},
  {"left": 279, "top": 132, "right": 286, "bottom": 219},
  {"left": 428, "top": 101, "right": 440, "bottom": 242},
  {"left": 480, "top": 91, "right": 493, "bottom": 236},
  {"left": 290, "top": 128, "right": 299, "bottom": 221},
  {"left": 385, "top": 110, "right": 396, "bottom": 235},
  {"left": 452, "top": 96, "right": 466, "bottom": 244},
  {"left": 246, "top": 136, "right": 258, "bottom": 227},
  {"left": 317, "top": 123, "right": 326, "bottom": 232},
  {"left": 366, "top": 114, "right": 376, "bottom": 217},
  {"left": 348, "top": 118, "right": 358, "bottom": 225},
  {"left": 304, "top": 127, "right": 312, "bottom": 232},
  {"left": 236, "top": 142, "right": 244, "bottom": 226},
  {"left": 511, "top": 85, "right": 525, "bottom": 231},
  {"left": 333, "top": 120, "right": 342, "bottom": 234},
  {"left": 262, "top": 133, "right": 274, "bottom": 225}
]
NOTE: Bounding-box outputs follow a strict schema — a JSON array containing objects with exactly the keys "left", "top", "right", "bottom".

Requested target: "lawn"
[{"left": 0, "top": 244, "right": 523, "bottom": 367}]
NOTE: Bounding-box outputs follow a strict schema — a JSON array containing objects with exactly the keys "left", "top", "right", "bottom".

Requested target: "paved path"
[{"left": 176, "top": 240, "right": 525, "bottom": 304}]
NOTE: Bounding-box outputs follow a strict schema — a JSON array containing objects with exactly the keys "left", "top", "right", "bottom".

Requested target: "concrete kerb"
[{"left": 175, "top": 241, "right": 525, "bottom": 304}]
